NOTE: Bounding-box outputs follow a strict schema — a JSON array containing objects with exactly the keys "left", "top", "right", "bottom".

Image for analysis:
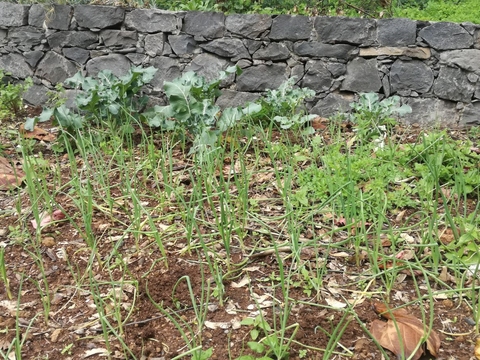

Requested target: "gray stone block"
[
  {"left": 0, "top": 53, "right": 33, "bottom": 78},
  {"left": 0, "top": 3, "right": 28, "bottom": 27},
  {"left": 28, "top": 4, "right": 45, "bottom": 28},
  {"left": 291, "top": 64, "right": 305, "bottom": 80},
  {"left": 216, "top": 89, "right": 260, "bottom": 108},
  {"left": 460, "top": 102, "right": 480, "bottom": 126},
  {"left": 402, "top": 96, "right": 458, "bottom": 125},
  {"left": 29, "top": 4, "right": 72, "bottom": 30},
  {"left": 74, "top": 5, "right": 124, "bottom": 29},
  {"left": 24, "top": 50, "right": 44, "bottom": 67},
  {"left": 419, "top": 22, "right": 473, "bottom": 50},
  {"left": 382, "top": 74, "right": 390, "bottom": 97},
  {"left": 200, "top": 38, "right": 249, "bottom": 61},
  {"left": 475, "top": 29, "right": 480, "bottom": 50},
  {"left": 23, "top": 83, "right": 49, "bottom": 106},
  {"left": 183, "top": 11, "right": 224, "bottom": 39},
  {"left": 145, "top": 33, "right": 165, "bottom": 57},
  {"left": 48, "top": 31, "right": 98, "bottom": 49},
  {"left": 302, "top": 60, "right": 333, "bottom": 91},
  {"left": 125, "top": 9, "right": 178, "bottom": 33},
  {"left": 169, "top": 35, "right": 197, "bottom": 55},
  {"left": 7, "top": 26, "right": 44, "bottom": 48},
  {"left": 293, "top": 42, "right": 354, "bottom": 60},
  {"left": 270, "top": 14, "right": 311, "bottom": 41},
  {"left": 377, "top": 18, "right": 416, "bottom": 46},
  {"left": 433, "top": 66, "right": 475, "bottom": 102},
  {"left": 326, "top": 62, "right": 346, "bottom": 77},
  {"left": 48, "top": 5, "right": 72, "bottom": 30},
  {"left": 35, "top": 51, "right": 77, "bottom": 84},
  {"left": 237, "top": 63, "right": 287, "bottom": 91},
  {"left": 243, "top": 39, "right": 262, "bottom": 55},
  {"left": 253, "top": 42, "right": 290, "bottom": 61},
  {"left": 315, "top": 17, "right": 376, "bottom": 45},
  {"left": 149, "top": 56, "right": 183, "bottom": 91},
  {"left": 439, "top": 49, "right": 480, "bottom": 74},
  {"left": 310, "top": 92, "right": 354, "bottom": 117},
  {"left": 226, "top": 14, "right": 271, "bottom": 39},
  {"left": 341, "top": 58, "right": 381, "bottom": 93},
  {"left": 390, "top": 59, "right": 433, "bottom": 94},
  {"left": 185, "top": 53, "right": 231, "bottom": 83},
  {"left": 63, "top": 47, "right": 89, "bottom": 64},
  {"left": 100, "top": 30, "right": 137, "bottom": 48},
  {"left": 86, "top": 53, "right": 131, "bottom": 78},
  {"left": 126, "top": 53, "right": 146, "bottom": 66}
]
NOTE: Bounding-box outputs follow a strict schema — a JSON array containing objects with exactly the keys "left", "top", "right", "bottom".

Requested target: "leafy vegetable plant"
[
  {"left": 25, "top": 66, "right": 157, "bottom": 134},
  {"left": 146, "top": 66, "right": 261, "bottom": 155},
  {"left": 349, "top": 93, "right": 411, "bottom": 145},
  {"left": 253, "top": 76, "right": 316, "bottom": 133}
]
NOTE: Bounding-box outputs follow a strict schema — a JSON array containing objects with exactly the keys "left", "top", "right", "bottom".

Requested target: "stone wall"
[{"left": 1, "top": 2, "right": 480, "bottom": 126}]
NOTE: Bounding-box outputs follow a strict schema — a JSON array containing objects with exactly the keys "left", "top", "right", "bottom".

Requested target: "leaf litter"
[{"left": 370, "top": 302, "right": 441, "bottom": 360}]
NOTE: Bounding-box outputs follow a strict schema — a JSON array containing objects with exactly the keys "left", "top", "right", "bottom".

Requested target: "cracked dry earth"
[{"left": 0, "top": 108, "right": 479, "bottom": 360}]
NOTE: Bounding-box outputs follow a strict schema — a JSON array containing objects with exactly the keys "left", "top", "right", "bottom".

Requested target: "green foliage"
[
  {"left": 296, "top": 141, "right": 416, "bottom": 219},
  {"left": 402, "top": 131, "right": 480, "bottom": 196},
  {"left": 239, "top": 315, "right": 290, "bottom": 360},
  {"left": 395, "top": 0, "right": 480, "bottom": 23},
  {"left": 147, "top": 66, "right": 261, "bottom": 155},
  {"left": 25, "top": 66, "right": 157, "bottom": 146},
  {"left": 349, "top": 93, "right": 411, "bottom": 144},
  {"left": 0, "top": 71, "right": 32, "bottom": 121},
  {"left": 65, "top": 66, "right": 156, "bottom": 124},
  {"left": 253, "top": 77, "right": 316, "bottom": 133},
  {"left": 296, "top": 115, "right": 480, "bottom": 221},
  {"left": 152, "top": 0, "right": 480, "bottom": 23}
]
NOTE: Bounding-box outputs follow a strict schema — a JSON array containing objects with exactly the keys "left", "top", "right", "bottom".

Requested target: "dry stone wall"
[{"left": 1, "top": 2, "right": 480, "bottom": 126}]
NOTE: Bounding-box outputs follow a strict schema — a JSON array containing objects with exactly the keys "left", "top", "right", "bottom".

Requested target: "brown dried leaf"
[
  {"left": 19, "top": 124, "right": 56, "bottom": 142},
  {"left": 370, "top": 302, "right": 441, "bottom": 360},
  {"left": 311, "top": 116, "right": 329, "bottom": 130},
  {"left": 0, "top": 156, "right": 25, "bottom": 190}
]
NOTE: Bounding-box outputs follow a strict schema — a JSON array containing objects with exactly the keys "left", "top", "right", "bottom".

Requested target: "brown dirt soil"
[{"left": 0, "top": 107, "right": 479, "bottom": 360}]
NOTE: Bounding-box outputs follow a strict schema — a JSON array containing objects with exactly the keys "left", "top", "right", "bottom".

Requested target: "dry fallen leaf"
[
  {"left": 370, "top": 302, "right": 441, "bottom": 360},
  {"left": 0, "top": 156, "right": 25, "bottom": 190},
  {"left": 311, "top": 116, "right": 329, "bottom": 130},
  {"left": 19, "top": 124, "right": 56, "bottom": 142}
]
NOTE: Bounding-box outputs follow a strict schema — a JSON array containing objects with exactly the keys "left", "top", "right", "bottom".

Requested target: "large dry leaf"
[
  {"left": 19, "top": 124, "right": 56, "bottom": 142},
  {"left": 370, "top": 302, "right": 441, "bottom": 360},
  {"left": 0, "top": 156, "right": 25, "bottom": 190}
]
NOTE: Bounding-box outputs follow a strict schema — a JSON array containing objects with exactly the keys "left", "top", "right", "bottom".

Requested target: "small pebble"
[{"left": 42, "top": 237, "right": 55, "bottom": 247}]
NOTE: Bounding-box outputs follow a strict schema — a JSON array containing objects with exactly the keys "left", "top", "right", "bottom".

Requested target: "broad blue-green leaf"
[
  {"left": 190, "top": 130, "right": 219, "bottom": 155},
  {"left": 218, "top": 107, "right": 241, "bottom": 132},
  {"left": 54, "top": 105, "right": 83, "bottom": 130},
  {"left": 302, "top": 125, "right": 316, "bottom": 136},
  {"left": 76, "top": 93, "right": 93, "bottom": 107},
  {"left": 108, "top": 104, "right": 119, "bottom": 115},
  {"left": 394, "top": 104, "right": 412, "bottom": 116},
  {"left": 24, "top": 108, "right": 54, "bottom": 131},
  {"left": 242, "top": 102, "right": 262, "bottom": 115},
  {"left": 64, "top": 71, "right": 85, "bottom": 87},
  {"left": 140, "top": 66, "right": 157, "bottom": 83}
]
